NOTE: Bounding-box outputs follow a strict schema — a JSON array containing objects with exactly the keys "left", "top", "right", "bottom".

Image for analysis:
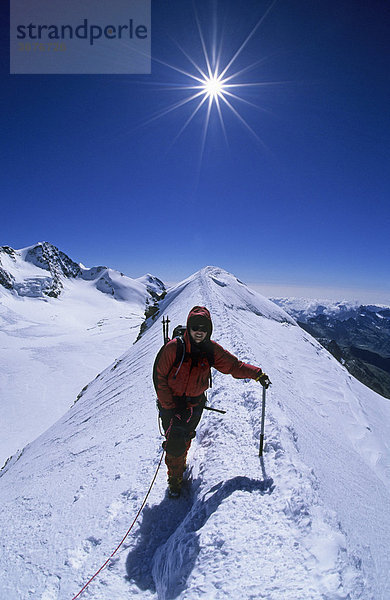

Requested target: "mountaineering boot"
[{"left": 168, "top": 476, "right": 183, "bottom": 498}]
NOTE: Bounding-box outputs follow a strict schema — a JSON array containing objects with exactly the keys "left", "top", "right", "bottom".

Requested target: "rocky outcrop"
[
  {"left": 23, "top": 242, "right": 81, "bottom": 297},
  {"left": 0, "top": 266, "right": 14, "bottom": 290},
  {"left": 0, "top": 246, "right": 16, "bottom": 290}
]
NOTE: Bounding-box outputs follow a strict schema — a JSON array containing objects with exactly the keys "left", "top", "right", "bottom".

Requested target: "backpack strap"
[
  {"left": 205, "top": 347, "right": 214, "bottom": 367},
  {"left": 172, "top": 336, "right": 186, "bottom": 379},
  {"left": 152, "top": 345, "right": 165, "bottom": 393},
  {"left": 205, "top": 343, "right": 215, "bottom": 387}
]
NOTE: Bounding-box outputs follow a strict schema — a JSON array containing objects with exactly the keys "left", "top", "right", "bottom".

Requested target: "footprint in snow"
[
  {"left": 40, "top": 574, "right": 61, "bottom": 600},
  {"left": 73, "top": 485, "right": 85, "bottom": 503},
  {"left": 65, "top": 537, "right": 102, "bottom": 569}
]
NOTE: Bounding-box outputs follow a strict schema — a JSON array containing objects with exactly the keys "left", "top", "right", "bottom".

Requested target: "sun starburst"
[
  {"left": 202, "top": 73, "right": 226, "bottom": 100},
  {"left": 140, "top": 0, "right": 281, "bottom": 169}
]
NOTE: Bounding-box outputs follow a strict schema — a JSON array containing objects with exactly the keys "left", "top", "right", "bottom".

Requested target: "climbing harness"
[{"left": 70, "top": 446, "right": 166, "bottom": 600}]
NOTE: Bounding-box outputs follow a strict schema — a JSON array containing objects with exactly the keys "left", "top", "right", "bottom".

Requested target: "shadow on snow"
[{"left": 126, "top": 472, "right": 274, "bottom": 599}]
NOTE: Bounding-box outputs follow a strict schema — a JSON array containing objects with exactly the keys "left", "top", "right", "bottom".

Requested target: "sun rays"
[{"left": 140, "top": 0, "right": 281, "bottom": 168}]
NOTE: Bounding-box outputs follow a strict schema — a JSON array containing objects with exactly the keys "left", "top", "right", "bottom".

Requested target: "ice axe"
[
  {"left": 258, "top": 385, "right": 267, "bottom": 457},
  {"left": 204, "top": 405, "right": 226, "bottom": 414}
]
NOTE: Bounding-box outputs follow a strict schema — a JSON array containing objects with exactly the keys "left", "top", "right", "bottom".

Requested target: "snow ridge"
[
  {"left": 1, "top": 266, "right": 389, "bottom": 599},
  {"left": 147, "top": 268, "right": 367, "bottom": 600}
]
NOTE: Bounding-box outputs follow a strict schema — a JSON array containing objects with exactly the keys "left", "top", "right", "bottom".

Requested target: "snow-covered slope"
[
  {"left": 271, "top": 296, "right": 390, "bottom": 399},
  {"left": 0, "top": 243, "right": 165, "bottom": 464},
  {"left": 1, "top": 266, "right": 389, "bottom": 600}
]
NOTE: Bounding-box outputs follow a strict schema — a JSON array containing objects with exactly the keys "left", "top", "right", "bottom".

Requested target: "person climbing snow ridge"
[{"left": 155, "top": 306, "right": 270, "bottom": 497}]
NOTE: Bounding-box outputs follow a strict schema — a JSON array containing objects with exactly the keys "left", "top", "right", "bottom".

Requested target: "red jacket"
[{"left": 156, "top": 306, "right": 262, "bottom": 409}]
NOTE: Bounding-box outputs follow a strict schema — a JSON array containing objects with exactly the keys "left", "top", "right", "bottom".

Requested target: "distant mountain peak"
[
  {"left": 0, "top": 243, "right": 166, "bottom": 303},
  {"left": 18, "top": 242, "right": 80, "bottom": 298}
]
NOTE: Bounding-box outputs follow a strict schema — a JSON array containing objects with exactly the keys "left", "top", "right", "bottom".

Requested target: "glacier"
[{"left": 0, "top": 242, "right": 165, "bottom": 464}]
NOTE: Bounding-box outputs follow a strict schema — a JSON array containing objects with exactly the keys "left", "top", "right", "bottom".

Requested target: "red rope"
[{"left": 71, "top": 448, "right": 165, "bottom": 600}]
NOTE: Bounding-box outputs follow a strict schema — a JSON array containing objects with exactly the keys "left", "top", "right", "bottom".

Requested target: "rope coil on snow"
[{"left": 71, "top": 447, "right": 165, "bottom": 600}]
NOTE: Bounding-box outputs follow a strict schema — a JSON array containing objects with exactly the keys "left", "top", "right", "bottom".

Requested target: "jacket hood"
[{"left": 187, "top": 306, "right": 213, "bottom": 338}]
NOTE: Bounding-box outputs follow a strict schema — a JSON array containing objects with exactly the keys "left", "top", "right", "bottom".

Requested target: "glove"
[
  {"left": 256, "top": 372, "right": 271, "bottom": 389},
  {"left": 161, "top": 407, "right": 175, "bottom": 420},
  {"left": 160, "top": 406, "right": 189, "bottom": 424}
]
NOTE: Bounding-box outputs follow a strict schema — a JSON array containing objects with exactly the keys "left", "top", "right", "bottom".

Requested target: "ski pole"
[
  {"left": 259, "top": 386, "right": 267, "bottom": 457},
  {"left": 162, "top": 316, "right": 170, "bottom": 344},
  {"left": 204, "top": 406, "right": 226, "bottom": 414}
]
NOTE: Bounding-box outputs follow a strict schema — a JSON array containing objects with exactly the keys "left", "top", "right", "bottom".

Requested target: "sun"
[
  {"left": 202, "top": 74, "right": 225, "bottom": 100},
  {"left": 140, "top": 0, "right": 280, "bottom": 166}
]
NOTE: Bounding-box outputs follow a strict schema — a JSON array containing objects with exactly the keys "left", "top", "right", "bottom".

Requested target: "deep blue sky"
[{"left": 1, "top": 1, "right": 390, "bottom": 301}]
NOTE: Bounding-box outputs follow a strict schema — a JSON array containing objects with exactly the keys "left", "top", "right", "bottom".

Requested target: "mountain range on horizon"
[
  {"left": 1, "top": 257, "right": 390, "bottom": 599},
  {"left": 1, "top": 240, "right": 389, "bottom": 411},
  {"left": 272, "top": 298, "right": 390, "bottom": 400},
  {"left": 0, "top": 241, "right": 166, "bottom": 301}
]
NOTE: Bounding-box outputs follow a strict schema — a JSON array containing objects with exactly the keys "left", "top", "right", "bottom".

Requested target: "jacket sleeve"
[
  {"left": 156, "top": 340, "right": 177, "bottom": 409},
  {"left": 212, "top": 341, "right": 262, "bottom": 380}
]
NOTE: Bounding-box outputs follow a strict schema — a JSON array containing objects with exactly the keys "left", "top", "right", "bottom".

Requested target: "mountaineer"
[{"left": 155, "top": 306, "right": 270, "bottom": 497}]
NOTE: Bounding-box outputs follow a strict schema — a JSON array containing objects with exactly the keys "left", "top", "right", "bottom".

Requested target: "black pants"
[{"left": 159, "top": 394, "right": 206, "bottom": 457}]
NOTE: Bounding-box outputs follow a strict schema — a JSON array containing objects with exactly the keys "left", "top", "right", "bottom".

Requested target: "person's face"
[{"left": 190, "top": 324, "right": 208, "bottom": 344}]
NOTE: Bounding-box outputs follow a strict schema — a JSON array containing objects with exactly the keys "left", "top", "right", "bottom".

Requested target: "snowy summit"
[{"left": 1, "top": 265, "right": 390, "bottom": 599}]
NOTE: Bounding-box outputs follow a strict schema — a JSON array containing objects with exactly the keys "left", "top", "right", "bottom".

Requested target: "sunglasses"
[{"left": 191, "top": 325, "right": 207, "bottom": 332}]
